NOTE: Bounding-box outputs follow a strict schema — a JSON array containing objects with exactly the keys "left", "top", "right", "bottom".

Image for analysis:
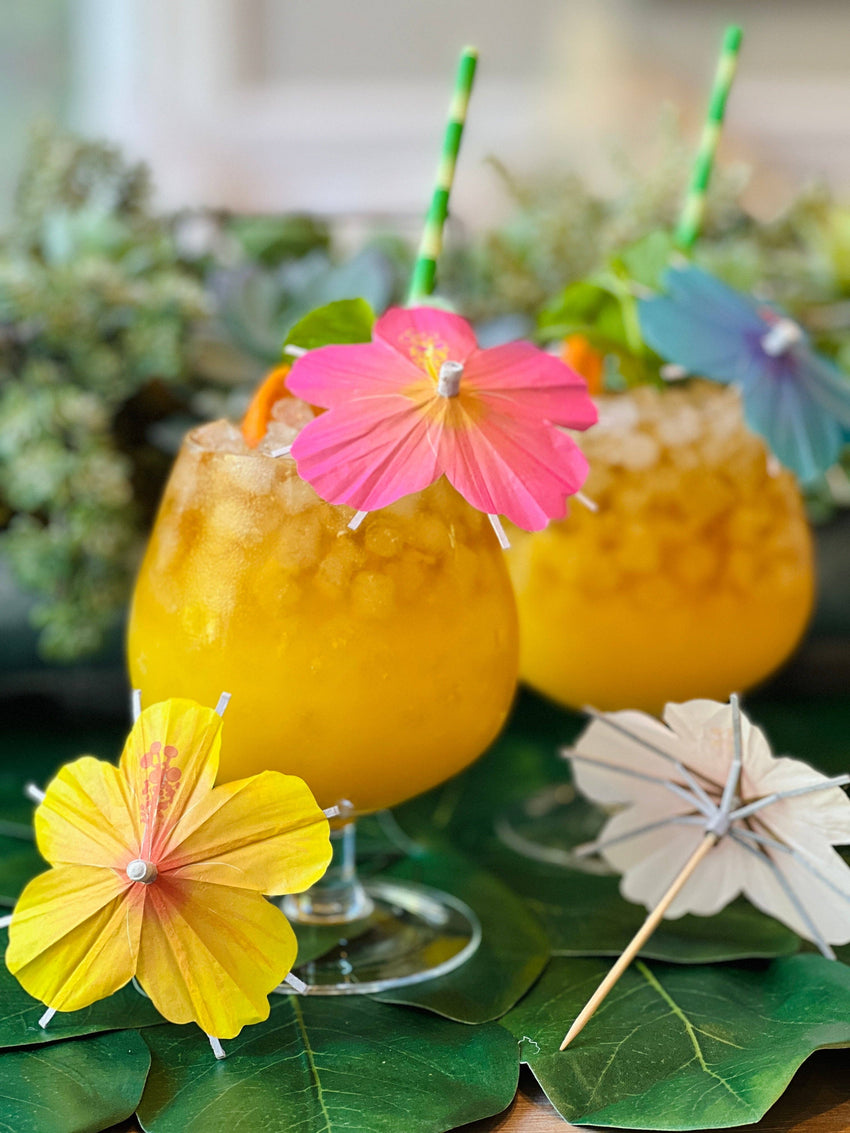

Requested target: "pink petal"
[
  {"left": 290, "top": 394, "right": 442, "bottom": 511},
  {"left": 286, "top": 340, "right": 422, "bottom": 408},
  {"left": 438, "top": 409, "right": 589, "bottom": 529},
  {"left": 375, "top": 307, "right": 478, "bottom": 374},
  {"left": 461, "top": 342, "right": 598, "bottom": 429}
]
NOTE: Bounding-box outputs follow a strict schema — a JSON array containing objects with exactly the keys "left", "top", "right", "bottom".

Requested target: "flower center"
[
  {"left": 760, "top": 318, "right": 802, "bottom": 357},
  {"left": 126, "top": 858, "right": 158, "bottom": 884},
  {"left": 437, "top": 360, "right": 463, "bottom": 398}
]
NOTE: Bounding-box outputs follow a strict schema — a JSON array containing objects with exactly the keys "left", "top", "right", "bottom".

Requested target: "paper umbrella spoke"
[{"left": 559, "top": 695, "right": 850, "bottom": 1049}]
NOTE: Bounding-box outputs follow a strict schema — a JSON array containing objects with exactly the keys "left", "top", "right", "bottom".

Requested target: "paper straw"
[
  {"left": 407, "top": 47, "right": 478, "bottom": 305},
  {"left": 675, "top": 24, "right": 743, "bottom": 250}
]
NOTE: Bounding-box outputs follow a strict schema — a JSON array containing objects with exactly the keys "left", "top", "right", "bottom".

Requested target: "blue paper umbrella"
[{"left": 638, "top": 265, "right": 850, "bottom": 482}]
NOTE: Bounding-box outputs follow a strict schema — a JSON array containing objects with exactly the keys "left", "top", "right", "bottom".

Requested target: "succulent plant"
[{"left": 0, "top": 125, "right": 208, "bottom": 661}]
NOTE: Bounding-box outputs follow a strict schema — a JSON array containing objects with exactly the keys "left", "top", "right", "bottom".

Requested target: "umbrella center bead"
[
  {"left": 126, "top": 859, "right": 158, "bottom": 884},
  {"left": 761, "top": 318, "right": 803, "bottom": 357},
  {"left": 437, "top": 360, "right": 463, "bottom": 398}
]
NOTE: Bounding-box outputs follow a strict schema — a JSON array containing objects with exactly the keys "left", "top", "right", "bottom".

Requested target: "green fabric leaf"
[
  {"left": 0, "top": 1029, "right": 150, "bottom": 1133},
  {"left": 0, "top": 839, "right": 43, "bottom": 906},
  {"left": 375, "top": 843, "right": 549, "bottom": 1023},
  {"left": 0, "top": 930, "right": 164, "bottom": 1048},
  {"left": 488, "top": 852, "right": 800, "bottom": 963},
  {"left": 137, "top": 997, "right": 519, "bottom": 1133},
  {"left": 502, "top": 954, "right": 850, "bottom": 1129},
  {"left": 283, "top": 297, "right": 375, "bottom": 354}
]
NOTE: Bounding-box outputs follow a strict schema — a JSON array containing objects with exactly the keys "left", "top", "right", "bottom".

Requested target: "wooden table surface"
[{"left": 106, "top": 1049, "right": 850, "bottom": 1133}]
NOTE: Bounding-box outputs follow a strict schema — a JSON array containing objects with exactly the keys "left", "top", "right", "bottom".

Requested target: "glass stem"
[{"left": 283, "top": 821, "right": 374, "bottom": 924}]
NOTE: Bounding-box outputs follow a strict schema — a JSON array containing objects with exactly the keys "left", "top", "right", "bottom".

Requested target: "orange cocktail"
[
  {"left": 128, "top": 416, "right": 518, "bottom": 813},
  {"left": 507, "top": 381, "right": 814, "bottom": 713}
]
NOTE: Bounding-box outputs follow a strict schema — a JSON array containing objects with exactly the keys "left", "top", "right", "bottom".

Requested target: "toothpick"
[
  {"left": 283, "top": 972, "right": 308, "bottom": 994},
  {"left": 38, "top": 1006, "right": 56, "bottom": 1029},
  {"left": 214, "top": 691, "right": 231, "bottom": 717},
  {"left": 206, "top": 1033, "right": 226, "bottom": 1060},
  {"left": 574, "top": 492, "right": 598, "bottom": 513},
  {"left": 560, "top": 831, "right": 718, "bottom": 1050},
  {"left": 24, "top": 783, "right": 45, "bottom": 804},
  {"left": 131, "top": 688, "right": 142, "bottom": 723},
  {"left": 348, "top": 510, "right": 368, "bottom": 531},
  {"left": 488, "top": 514, "right": 511, "bottom": 549}
]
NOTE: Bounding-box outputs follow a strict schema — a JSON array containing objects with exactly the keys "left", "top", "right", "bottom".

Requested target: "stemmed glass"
[
  {"left": 127, "top": 415, "right": 519, "bottom": 993},
  {"left": 499, "top": 381, "right": 814, "bottom": 866}
]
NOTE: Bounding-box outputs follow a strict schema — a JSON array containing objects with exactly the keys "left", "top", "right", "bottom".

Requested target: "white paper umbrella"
[{"left": 560, "top": 695, "right": 850, "bottom": 1049}]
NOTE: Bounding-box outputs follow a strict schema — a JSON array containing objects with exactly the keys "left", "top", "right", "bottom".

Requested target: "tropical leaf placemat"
[{"left": 0, "top": 688, "right": 849, "bottom": 1132}]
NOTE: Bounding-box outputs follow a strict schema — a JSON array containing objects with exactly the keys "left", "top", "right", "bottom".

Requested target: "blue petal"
[
  {"left": 639, "top": 267, "right": 763, "bottom": 382},
  {"left": 665, "top": 266, "right": 765, "bottom": 330},
  {"left": 741, "top": 362, "right": 844, "bottom": 483},
  {"left": 798, "top": 349, "right": 850, "bottom": 430},
  {"left": 639, "top": 294, "right": 746, "bottom": 382}
]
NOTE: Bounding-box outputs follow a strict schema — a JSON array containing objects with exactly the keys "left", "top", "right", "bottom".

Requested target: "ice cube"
[
  {"left": 350, "top": 570, "right": 396, "bottom": 618},
  {"left": 365, "top": 524, "right": 402, "bottom": 559},
  {"left": 275, "top": 512, "right": 325, "bottom": 571}
]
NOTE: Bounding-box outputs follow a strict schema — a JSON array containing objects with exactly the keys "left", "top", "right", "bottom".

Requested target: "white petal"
[
  {"left": 571, "top": 710, "right": 693, "bottom": 807},
  {"left": 662, "top": 699, "right": 781, "bottom": 803},
  {"left": 750, "top": 760, "right": 850, "bottom": 848},
  {"left": 621, "top": 832, "right": 745, "bottom": 919},
  {"left": 618, "top": 825, "right": 706, "bottom": 913},
  {"left": 742, "top": 842, "right": 850, "bottom": 946},
  {"left": 596, "top": 800, "right": 698, "bottom": 875}
]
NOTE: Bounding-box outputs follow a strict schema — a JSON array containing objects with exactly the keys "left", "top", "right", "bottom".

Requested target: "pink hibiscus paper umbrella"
[
  {"left": 559, "top": 696, "right": 850, "bottom": 1049},
  {"left": 286, "top": 305, "right": 597, "bottom": 546}
]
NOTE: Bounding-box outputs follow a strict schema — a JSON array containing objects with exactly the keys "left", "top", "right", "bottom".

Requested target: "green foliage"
[
  {"left": 215, "top": 243, "right": 407, "bottom": 365},
  {"left": 0, "top": 125, "right": 208, "bottom": 661}
]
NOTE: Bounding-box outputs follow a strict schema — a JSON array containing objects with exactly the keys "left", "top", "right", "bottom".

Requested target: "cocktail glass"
[
  {"left": 498, "top": 381, "right": 814, "bottom": 864},
  {"left": 128, "top": 411, "right": 518, "bottom": 992}
]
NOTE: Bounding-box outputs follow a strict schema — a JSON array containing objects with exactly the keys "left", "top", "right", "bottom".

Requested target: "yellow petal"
[
  {"left": 6, "top": 865, "right": 142, "bottom": 1011},
  {"left": 35, "top": 757, "right": 138, "bottom": 868},
  {"left": 135, "top": 876, "right": 296, "bottom": 1039},
  {"left": 119, "top": 698, "right": 222, "bottom": 862},
  {"left": 160, "top": 771, "right": 331, "bottom": 895}
]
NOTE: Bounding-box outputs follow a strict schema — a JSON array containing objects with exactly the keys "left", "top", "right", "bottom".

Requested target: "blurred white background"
[{"left": 2, "top": 0, "right": 850, "bottom": 224}]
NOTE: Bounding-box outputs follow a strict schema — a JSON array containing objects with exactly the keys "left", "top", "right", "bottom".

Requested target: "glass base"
[
  {"left": 279, "top": 878, "right": 481, "bottom": 995},
  {"left": 494, "top": 782, "right": 612, "bottom": 872}
]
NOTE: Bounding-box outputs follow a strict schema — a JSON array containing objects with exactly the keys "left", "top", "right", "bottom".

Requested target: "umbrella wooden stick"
[{"left": 559, "top": 830, "right": 718, "bottom": 1050}]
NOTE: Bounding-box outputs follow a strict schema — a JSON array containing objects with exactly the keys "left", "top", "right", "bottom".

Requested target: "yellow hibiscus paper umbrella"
[{"left": 4, "top": 696, "right": 333, "bottom": 1057}]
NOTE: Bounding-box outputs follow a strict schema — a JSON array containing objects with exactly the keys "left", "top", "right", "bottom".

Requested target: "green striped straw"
[
  {"left": 407, "top": 47, "right": 478, "bottom": 305},
  {"left": 675, "top": 24, "right": 743, "bottom": 251}
]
